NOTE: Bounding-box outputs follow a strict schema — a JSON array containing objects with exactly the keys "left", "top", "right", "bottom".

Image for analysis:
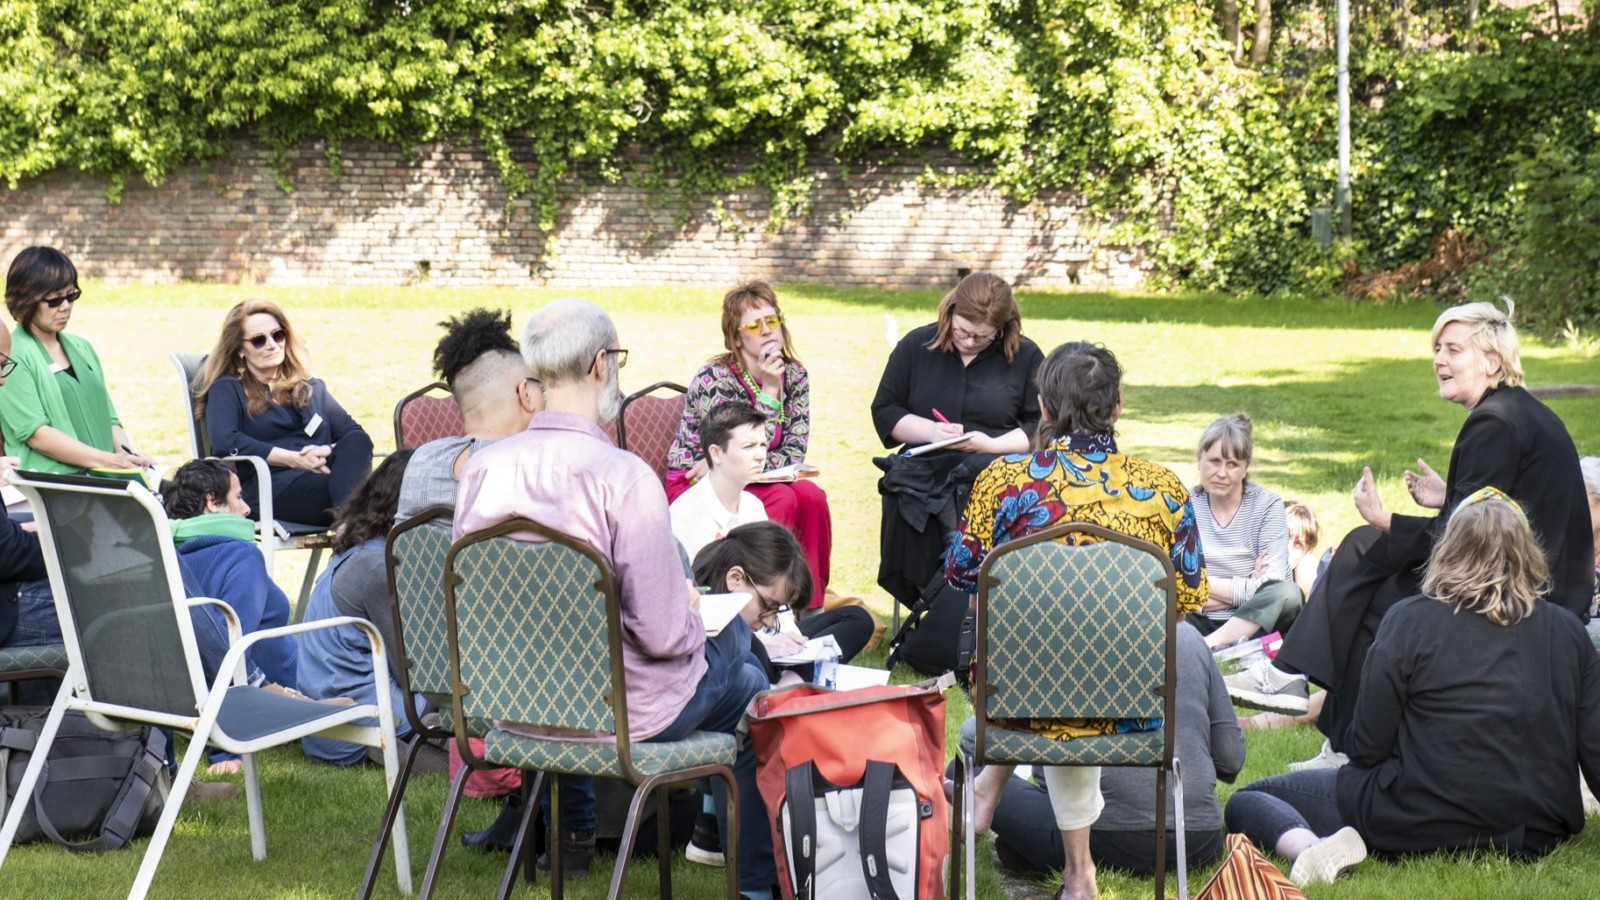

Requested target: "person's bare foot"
[
  {"left": 1054, "top": 870, "right": 1097, "bottom": 900},
  {"left": 970, "top": 766, "right": 1009, "bottom": 836},
  {"left": 207, "top": 759, "right": 243, "bottom": 776}
]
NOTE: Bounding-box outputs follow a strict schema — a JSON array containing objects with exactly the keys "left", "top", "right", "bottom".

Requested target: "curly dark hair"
[
  {"left": 331, "top": 449, "right": 414, "bottom": 553},
  {"left": 161, "top": 458, "right": 236, "bottom": 520},
  {"left": 433, "top": 308, "right": 519, "bottom": 387}
]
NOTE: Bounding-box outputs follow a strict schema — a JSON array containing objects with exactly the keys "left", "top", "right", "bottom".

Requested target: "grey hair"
[
  {"left": 1580, "top": 456, "right": 1600, "bottom": 498},
  {"left": 1198, "top": 413, "right": 1254, "bottom": 465},
  {"left": 522, "top": 298, "right": 618, "bottom": 385}
]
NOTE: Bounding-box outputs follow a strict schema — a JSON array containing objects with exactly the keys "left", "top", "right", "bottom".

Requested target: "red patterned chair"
[
  {"left": 393, "top": 382, "right": 466, "bottom": 452},
  {"left": 616, "top": 382, "right": 688, "bottom": 486}
]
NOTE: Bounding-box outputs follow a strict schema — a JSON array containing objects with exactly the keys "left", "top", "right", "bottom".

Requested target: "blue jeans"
[
  {"left": 652, "top": 619, "right": 772, "bottom": 892},
  {"left": 6, "top": 578, "right": 59, "bottom": 646},
  {"left": 1224, "top": 768, "right": 1346, "bottom": 851}
]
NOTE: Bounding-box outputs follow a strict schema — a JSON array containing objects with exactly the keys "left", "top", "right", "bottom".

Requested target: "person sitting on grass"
[
  {"left": 1188, "top": 413, "right": 1301, "bottom": 650},
  {"left": 671, "top": 404, "right": 876, "bottom": 682},
  {"left": 297, "top": 449, "right": 445, "bottom": 772},
  {"left": 1284, "top": 500, "right": 1323, "bottom": 600},
  {"left": 163, "top": 458, "right": 303, "bottom": 776},
  {"left": 1224, "top": 491, "right": 1600, "bottom": 888}
]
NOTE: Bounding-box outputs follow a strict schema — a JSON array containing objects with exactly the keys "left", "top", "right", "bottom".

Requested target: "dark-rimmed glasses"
[
  {"left": 0, "top": 352, "right": 15, "bottom": 378},
  {"left": 42, "top": 289, "right": 81, "bottom": 309},
  {"left": 247, "top": 328, "right": 288, "bottom": 350},
  {"left": 603, "top": 348, "right": 629, "bottom": 369},
  {"left": 952, "top": 324, "right": 997, "bottom": 346},
  {"left": 739, "top": 314, "right": 785, "bottom": 335}
]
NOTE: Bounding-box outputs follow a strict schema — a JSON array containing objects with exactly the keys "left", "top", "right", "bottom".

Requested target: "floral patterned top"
[
  {"left": 946, "top": 432, "right": 1208, "bottom": 741},
  {"left": 666, "top": 357, "right": 810, "bottom": 473}
]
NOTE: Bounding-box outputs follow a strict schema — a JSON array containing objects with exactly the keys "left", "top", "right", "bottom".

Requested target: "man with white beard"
[{"left": 453, "top": 298, "right": 774, "bottom": 896}]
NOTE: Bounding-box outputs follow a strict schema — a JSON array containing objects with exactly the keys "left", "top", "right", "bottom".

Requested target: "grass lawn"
[{"left": 3, "top": 283, "right": 1598, "bottom": 898}]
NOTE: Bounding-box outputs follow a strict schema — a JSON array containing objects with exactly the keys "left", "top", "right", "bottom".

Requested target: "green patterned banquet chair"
[
  {"left": 948, "top": 522, "right": 1186, "bottom": 900},
  {"left": 361, "top": 506, "right": 515, "bottom": 900},
  {"left": 444, "top": 518, "right": 739, "bottom": 900},
  {"left": 0, "top": 643, "right": 67, "bottom": 703},
  {"left": 0, "top": 471, "right": 412, "bottom": 899}
]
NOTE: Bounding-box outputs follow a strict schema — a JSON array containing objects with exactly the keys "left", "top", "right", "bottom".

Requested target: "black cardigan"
[
  {"left": 1339, "top": 594, "right": 1600, "bottom": 858},
  {"left": 870, "top": 324, "right": 1044, "bottom": 449}
]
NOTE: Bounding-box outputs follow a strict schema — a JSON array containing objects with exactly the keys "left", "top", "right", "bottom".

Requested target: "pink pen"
[{"left": 930, "top": 408, "right": 950, "bottom": 424}]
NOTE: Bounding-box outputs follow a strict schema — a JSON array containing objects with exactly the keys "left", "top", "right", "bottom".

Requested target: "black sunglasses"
[
  {"left": 0, "top": 352, "right": 15, "bottom": 378},
  {"left": 247, "top": 328, "right": 288, "bottom": 350},
  {"left": 42, "top": 289, "right": 81, "bottom": 309}
]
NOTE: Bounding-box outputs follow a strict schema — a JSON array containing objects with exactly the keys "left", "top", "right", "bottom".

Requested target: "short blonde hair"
[
  {"left": 1422, "top": 496, "right": 1548, "bottom": 626},
  {"left": 1431, "top": 301, "right": 1523, "bottom": 388},
  {"left": 1284, "top": 500, "right": 1319, "bottom": 552}
]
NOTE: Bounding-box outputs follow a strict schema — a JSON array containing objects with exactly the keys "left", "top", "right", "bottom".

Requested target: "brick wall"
[{"left": 0, "top": 140, "right": 1147, "bottom": 290}]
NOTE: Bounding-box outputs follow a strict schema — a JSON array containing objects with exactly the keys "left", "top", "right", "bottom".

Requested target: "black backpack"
[{"left": 885, "top": 572, "right": 975, "bottom": 681}]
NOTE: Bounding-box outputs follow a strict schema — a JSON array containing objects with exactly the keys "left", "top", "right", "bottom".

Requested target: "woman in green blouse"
[{"left": 0, "top": 247, "right": 152, "bottom": 474}]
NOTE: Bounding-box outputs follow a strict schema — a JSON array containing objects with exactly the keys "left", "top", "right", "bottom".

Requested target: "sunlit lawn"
[{"left": 3, "top": 282, "right": 1597, "bottom": 897}]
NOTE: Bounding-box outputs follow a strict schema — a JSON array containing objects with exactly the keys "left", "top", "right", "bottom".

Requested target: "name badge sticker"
[{"left": 304, "top": 412, "right": 324, "bottom": 437}]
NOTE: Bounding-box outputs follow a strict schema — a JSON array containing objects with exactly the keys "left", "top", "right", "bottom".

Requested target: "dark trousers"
[
  {"left": 1275, "top": 525, "right": 1420, "bottom": 752},
  {"left": 1223, "top": 769, "right": 1345, "bottom": 852},
  {"left": 268, "top": 429, "right": 376, "bottom": 526},
  {"left": 653, "top": 619, "right": 773, "bottom": 892},
  {"left": 987, "top": 771, "right": 1226, "bottom": 878}
]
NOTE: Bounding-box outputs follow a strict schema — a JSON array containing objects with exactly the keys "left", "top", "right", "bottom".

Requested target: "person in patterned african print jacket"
[{"left": 946, "top": 340, "right": 1207, "bottom": 900}]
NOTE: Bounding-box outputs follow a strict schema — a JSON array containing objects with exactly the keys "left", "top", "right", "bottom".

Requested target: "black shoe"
[
  {"left": 537, "top": 829, "right": 597, "bottom": 880},
  {"left": 686, "top": 811, "right": 724, "bottom": 867},
  {"left": 461, "top": 793, "right": 524, "bottom": 854}
]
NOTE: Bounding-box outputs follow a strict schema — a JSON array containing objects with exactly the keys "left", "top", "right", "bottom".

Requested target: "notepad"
[
  {"left": 905, "top": 432, "right": 975, "bottom": 457},
  {"left": 700, "top": 592, "right": 752, "bottom": 636},
  {"left": 749, "top": 463, "right": 820, "bottom": 483}
]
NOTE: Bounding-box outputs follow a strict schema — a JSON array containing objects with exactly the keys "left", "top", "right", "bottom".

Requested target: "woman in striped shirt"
[{"left": 1190, "top": 413, "right": 1303, "bottom": 649}]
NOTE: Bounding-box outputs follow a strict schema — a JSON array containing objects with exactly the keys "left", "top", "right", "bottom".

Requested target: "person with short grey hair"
[{"left": 456, "top": 300, "right": 776, "bottom": 897}]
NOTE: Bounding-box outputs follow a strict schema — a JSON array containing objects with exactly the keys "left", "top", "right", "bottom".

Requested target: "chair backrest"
[
  {"left": 973, "top": 522, "right": 1177, "bottom": 755},
  {"left": 444, "top": 519, "right": 636, "bottom": 772},
  {"left": 387, "top": 507, "right": 457, "bottom": 708},
  {"left": 616, "top": 381, "right": 687, "bottom": 484},
  {"left": 393, "top": 382, "right": 465, "bottom": 452},
  {"left": 9, "top": 471, "right": 207, "bottom": 720},
  {"left": 170, "top": 352, "right": 211, "bottom": 458}
]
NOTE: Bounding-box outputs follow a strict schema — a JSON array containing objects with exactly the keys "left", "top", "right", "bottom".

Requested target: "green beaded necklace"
[{"left": 735, "top": 360, "right": 786, "bottom": 426}]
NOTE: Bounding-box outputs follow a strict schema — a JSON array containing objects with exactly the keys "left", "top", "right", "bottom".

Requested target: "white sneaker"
[
  {"left": 1290, "top": 826, "right": 1366, "bottom": 886},
  {"left": 1224, "top": 658, "right": 1310, "bottom": 714},
  {"left": 1287, "top": 738, "right": 1350, "bottom": 772}
]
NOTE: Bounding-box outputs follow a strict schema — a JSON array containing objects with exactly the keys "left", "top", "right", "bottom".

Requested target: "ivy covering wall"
[{"left": 0, "top": 0, "right": 1595, "bottom": 327}]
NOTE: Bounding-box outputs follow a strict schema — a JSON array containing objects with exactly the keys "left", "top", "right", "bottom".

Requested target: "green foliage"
[{"left": 0, "top": 0, "right": 1597, "bottom": 325}]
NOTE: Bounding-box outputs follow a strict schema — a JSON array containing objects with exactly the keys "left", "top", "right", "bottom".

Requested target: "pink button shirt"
[{"left": 454, "top": 411, "right": 707, "bottom": 740}]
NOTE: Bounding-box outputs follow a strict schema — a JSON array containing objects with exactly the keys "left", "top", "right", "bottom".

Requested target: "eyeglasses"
[
  {"left": 0, "top": 352, "right": 15, "bottom": 378},
  {"left": 738, "top": 314, "right": 785, "bottom": 335},
  {"left": 246, "top": 328, "right": 288, "bottom": 350},
  {"left": 602, "top": 348, "right": 629, "bottom": 369},
  {"left": 747, "top": 583, "right": 791, "bottom": 625},
  {"left": 952, "top": 325, "right": 997, "bottom": 346},
  {"left": 42, "top": 289, "right": 81, "bottom": 309}
]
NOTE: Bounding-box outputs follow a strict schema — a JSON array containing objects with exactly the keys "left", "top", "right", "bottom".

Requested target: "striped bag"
[{"left": 1192, "top": 834, "right": 1308, "bottom": 900}]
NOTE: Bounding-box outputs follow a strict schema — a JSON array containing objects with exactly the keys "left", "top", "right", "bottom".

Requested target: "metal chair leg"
[
  {"left": 419, "top": 764, "right": 473, "bottom": 899},
  {"left": 360, "top": 736, "right": 424, "bottom": 899},
  {"left": 499, "top": 775, "right": 542, "bottom": 900},
  {"left": 657, "top": 784, "right": 673, "bottom": 900},
  {"left": 608, "top": 774, "right": 660, "bottom": 900}
]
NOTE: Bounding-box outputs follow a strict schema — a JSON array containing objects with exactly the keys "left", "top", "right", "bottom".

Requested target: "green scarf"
[{"left": 170, "top": 511, "right": 257, "bottom": 545}]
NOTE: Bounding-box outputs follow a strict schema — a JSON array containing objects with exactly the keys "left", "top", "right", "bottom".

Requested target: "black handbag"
[
  {"left": 885, "top": 571, "right": 975, "bottom": 681},
  {"left": 0, "top": 705, "right": 171, "bottom": 851}
]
